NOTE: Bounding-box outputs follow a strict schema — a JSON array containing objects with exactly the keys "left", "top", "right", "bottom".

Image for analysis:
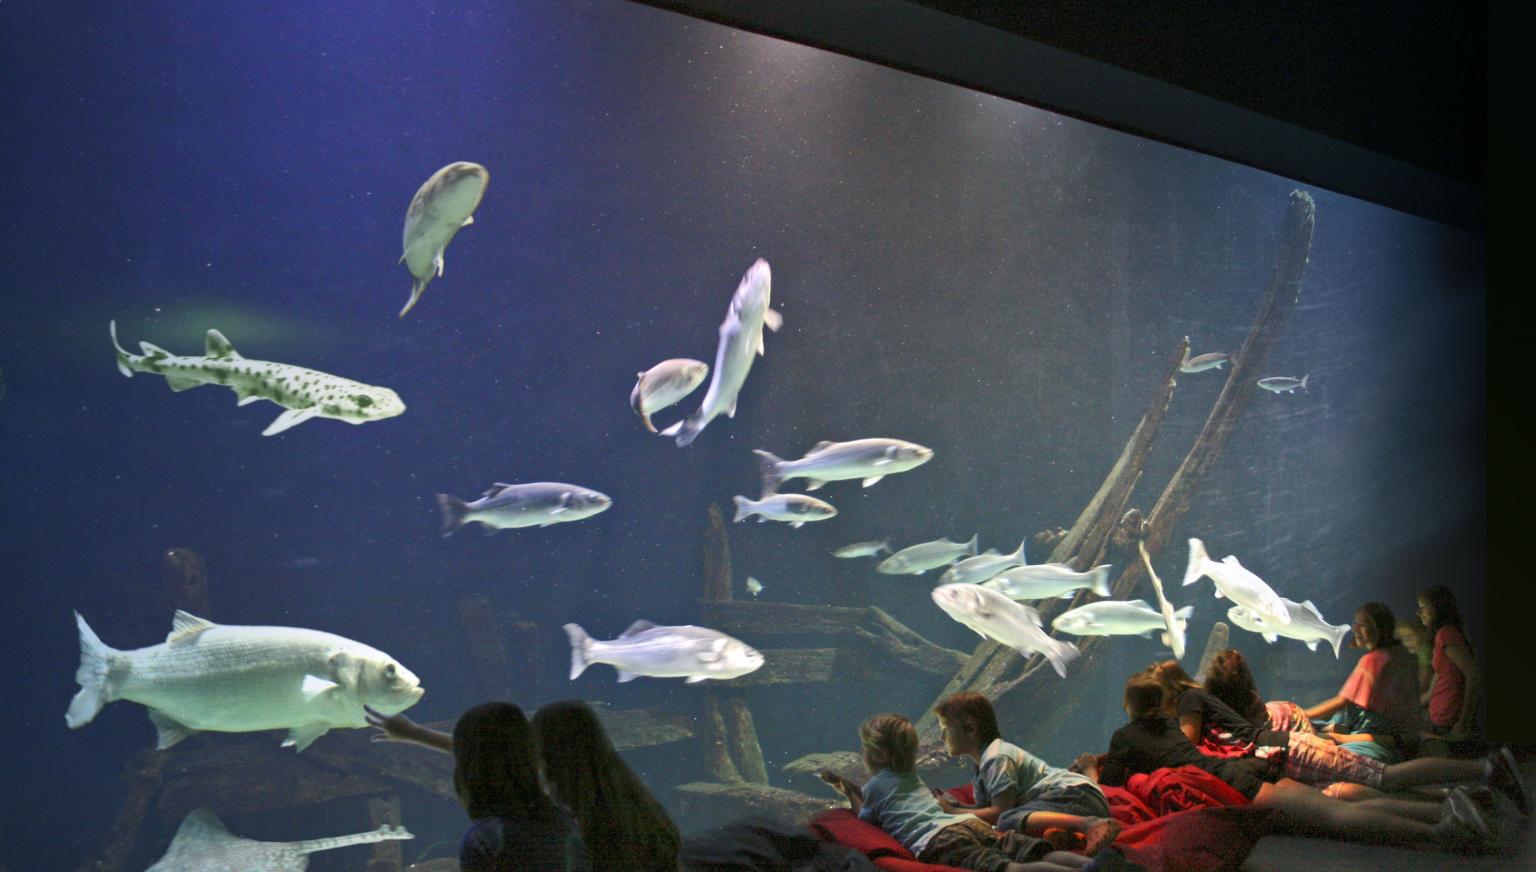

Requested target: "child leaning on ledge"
[{"left": 819, "top": 714, "right": 1091, "bottom": 872}]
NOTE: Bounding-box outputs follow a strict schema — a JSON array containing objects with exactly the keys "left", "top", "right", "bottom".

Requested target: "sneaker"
[
  {"left": 1080, "top": 817, "right": 1122, "bottom": 858},
  {"left": 1485, "top": 746, "right": 1530, "bottom": 817},
  {"left": 1436, "top": 786, "right": 1495, "bottom": 853}
]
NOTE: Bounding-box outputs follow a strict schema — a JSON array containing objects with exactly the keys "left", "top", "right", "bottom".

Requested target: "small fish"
[
  {"left": 753, "top": 438, "right": 933, "bottom": 496},
  {"left": 875, "top": 535, "right": 979, "bottom": 575},
  {"left": 1181, "top": 538, "right": 1290, "bottom": 624},
  {"left": 939, "top": 538, "right": 1029, "bottom": 586},
  {"left": 110, "top": 322, "right": 406, "bottom": 436},
  {"left": 1228, "top": 600, "right": 1351, "bottom": 657},
  {"left": 1179, "top": 345, "right": 1232, "bottom": 373},
  {"left": 631, "top": 358, "right": 709, "bottom": 432},
  {"left": 731, "top": 493, "right": 837, "bottom": 528},
  {"left": 67, "top": 611, "right": 424, "bottom": 751},
  {"left": 931, "top": 583, "right": 1080, "bottom": 678},
  {"left": 565, "top": 620, "right": 764, "bottom": 683},
  {"left": 437, "top": 482, "right": 612, "bottom": 536},
  {"left": 745, "top": 577, "right": 764, "bottom": 597},
  {"left": 1052, "top": 599, "right": 1193, "bottom": 643},
  {"left": 1257, "top": 374, "right": 1309, "bottom": 394},
  {"left": 662, "top": 258, "right": 783, "bottom": 447},
  {"left": 399, "top": 161, "right": 489, "bottom": 317},
  {"left": 145, "top": 809, "right": 412, "bottom": 872},
  {"left": 981, "top": 563, "right": 1111, "bottom": 600},
  {"left": 833, "top": 539, "right": 891, "bottom": 559}
]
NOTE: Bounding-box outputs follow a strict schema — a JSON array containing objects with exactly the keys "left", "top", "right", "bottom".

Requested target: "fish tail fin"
[
  {"left": 1089, "top": 565, "right": 1112, "bottom": 597},
  {"left": 965, "top": 533, "right": 979, "bottom": 556},
  {"left": 1175, "top": 605, "right": 1194, "bottom": 629},
  {"left": 1182, "top": 538, "right": 1208, "bottom": 586},
  {"left": 1330, "top": 624, "right": 1348, "bottom": 658},
  {"left": 435, "top": 494, "right": 468, "bottom": 537},
  {"left": 109, "top": 320, "right": 133, "bottom": 377},
  {"left": 662, "top": 414, "right": 701, "bottom": 447},
  {"left": 732, "top": 495, "right": 754, "bottom": 523},
  {"left": 639, "top": 412, "right": 657, "bottom": 433},
  {"left": 1015, "top": 536, "right": 1029, "bottom": 565},
  {"left": 563, "top": 623, "right": 594, "bottom": 680},
  {"left": 67, "top": 612, "right": 119, "bottom": 728},
  {"left": 752, "top": 449, "right": 785, "bottom": 497},
  {"left": 878, "top": 539, "right": 892, "bottom": 555},
  {"left": 399, "top": 277, "right": 428, "bottom": 318},
  {"left": 1301, "top": 373, "right": 1310, "bottom": 391},
  {"left": 1045, "top": 639, "right": 1081, "bottom": 678}
]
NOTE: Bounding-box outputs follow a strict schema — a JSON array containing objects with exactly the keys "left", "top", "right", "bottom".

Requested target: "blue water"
[{"left": 0, "top": 1, "right": 1484, "bottom": 869}]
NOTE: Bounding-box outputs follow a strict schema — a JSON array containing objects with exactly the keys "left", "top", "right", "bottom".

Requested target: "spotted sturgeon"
[
  {"left": 145, "top": 809, "right": 412, "bottom": 872},
  {"left": 110, "top": 321, "right": 405, "bottom": 436}
]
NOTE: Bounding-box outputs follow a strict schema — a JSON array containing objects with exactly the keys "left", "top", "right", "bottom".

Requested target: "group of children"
[{"left": 822, "top": 592, "right": 1525, "bottom": 870}]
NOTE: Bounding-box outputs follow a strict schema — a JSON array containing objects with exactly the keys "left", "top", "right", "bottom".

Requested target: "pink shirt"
[
  {"left": 1428, "top": 626, "right": 1469, "bottom": 728},
  {"left": 1340, "top": 644, "right": 1421, "bottom": 735}
]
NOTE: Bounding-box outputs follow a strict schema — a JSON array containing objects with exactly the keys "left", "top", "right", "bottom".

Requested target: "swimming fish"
[
  {"left": 399, "top": 161, "right": 489, "bottom": 317},
  {"left": 110, "top": 321, "right": 406, "bottom": 436},
  {"left": 939, "top": 538, "right": 1029, "bottom": 586},
  {"left": 833, "top": 539, "right": 891, "bottom": 559},
  {"left": 753, "top": 438, "right": 933, "bottom": 496},
  {"left": 565, "top": 620, "right": 764, "bottom": 684},
  {"left": 661, "top": 258, "right": 783, "bottom": 447},
  {"left": 745, "top": 576, "right": 764, "bottom": 597},
  {"left": 1180, "top": 345, "right": 1233, "bottom": 373},
  {"left": 1052, "top": 599, "right": 1193, "bottom": 645},
  {"left": 981, "top": 562, "right": 1112, "bottom": 600},
  {"left": 631, "top": 358, "right": 709, "bottom": 432},
  {"left": 875, "top": 535, "right": 979, "bottom": 575},
  {"left": 1228, "top": 601, "right": 1351, "bottom": 657},
  {"left": 66, "top": 611, "right": 424, "bottom": 751},
  {"left": 437, "top": 482, "right": 612, "bottom": 536},
  {"left": 931, "top": 583, "right": 1080, "bottom": 678},
  {"left": 1257, "top": 375, "right": 1309, "bottom": 394},
  {"left": 1181, "top": 538, "right": 1290, "bottom": 625},
  {"left": 145, "top": 809, "right": 412, "bottom": 872},
  {"left": 731, "top": 493, "right": 837, "bottom": 527}
]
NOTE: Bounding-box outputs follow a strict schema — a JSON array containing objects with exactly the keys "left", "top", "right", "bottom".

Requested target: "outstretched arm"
[
  {"left": 1304, "top": 695, "right": 1348, "bottom": 721},
  {"left": 365, "top": 706, "right": 453, "bottom": 753},
  {"left": 818, "top": 769, "right": 864, "bottom": 816}
]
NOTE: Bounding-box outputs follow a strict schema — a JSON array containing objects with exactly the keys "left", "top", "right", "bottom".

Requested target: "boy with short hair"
[
  {"left": 932, "top": 692, "right": 1120, "bottom": 855},
  {"left": 819, "top": 713, "right": 1090, "bottom": 872}
]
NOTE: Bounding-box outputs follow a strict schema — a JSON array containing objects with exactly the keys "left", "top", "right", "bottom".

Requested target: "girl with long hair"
[
  {"left": 1302, "top": 602, "right": 1422, "bottom": 763},
  {"left": 1417, "top": 585, "right": 1482, "bottom": 744}
]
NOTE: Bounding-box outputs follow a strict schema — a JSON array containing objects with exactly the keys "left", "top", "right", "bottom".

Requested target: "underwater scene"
[{"left": 0, "top": 1, "right": 1486, "bottom": 870}]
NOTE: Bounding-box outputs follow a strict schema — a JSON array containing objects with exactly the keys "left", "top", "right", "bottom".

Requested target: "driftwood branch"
[
  {"left": 725, "top": 696, "right": 769, "bottom": 785},
  {"left": 701, "top": 601, "right": 968, "bottom": 678},
  {"left": 1194, "top": 622, "right": 1232, "bottom": 683},
  {"left": 365, "top": 795, "right": 403, "bottom": 872},
  {"left": 675, "top": 781, "right": 836, "bottom": 830},
  {"left": 701, "top": 695, "right": 742, "bottom": 783}
]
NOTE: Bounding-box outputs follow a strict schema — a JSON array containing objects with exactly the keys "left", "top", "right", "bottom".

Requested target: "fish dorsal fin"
[
  {"left": 480, "top": 486, "right": 503, "bottom": 499},
  {"left": 812, "top": 441, "right": 837, "bottom": 452},
  {"left": 620, "top": 619, "right": 659, "bottom": 639},
  {"left": 204, "top": 329, "right": 242, "bottom": 360},
  {"left": 1222, "top": 555, "right": 1245, "bottom": 569},
  {"left": 168, "top": 611, "right": 216, "bottom": 644},
  {"left": 1301, "top": 600, "right": 1324, "bottom": 620}
]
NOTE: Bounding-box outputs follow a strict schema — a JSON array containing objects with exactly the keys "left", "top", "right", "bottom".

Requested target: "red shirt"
[
  {"left": 1428, "top": 626, "right": 1470, "bottom": 728},
  {"left": 1340, "top": 644, "right": 1421, "bottom": 736}
]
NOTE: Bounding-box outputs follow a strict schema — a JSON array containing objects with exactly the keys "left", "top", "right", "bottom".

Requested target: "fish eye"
[
  {"left": 352, "top": 395, "right": 374, "bottom": 408},
  {"left": 385, "top": 663, "right": 397, "bottom": 678}
]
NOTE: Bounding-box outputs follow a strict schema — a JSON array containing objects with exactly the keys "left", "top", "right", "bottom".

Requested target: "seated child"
[
  {"left": 930, "top": 692, "right": 1120, "bottom": 855},
  {"left": 820, "top": 713, "right": 1090, "bottom": 872}
]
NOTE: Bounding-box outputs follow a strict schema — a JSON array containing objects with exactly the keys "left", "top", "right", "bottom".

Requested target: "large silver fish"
[
  {"left": 876, "top": 535, "right": 979, "bottom": 575},
  {"left": 661, "top": 258, "right": 782, "bottom": 446},
  {"left": 437, "top": 481, "right": 612, "bottom": 536},
  {"left": 1257, "top": 375, "right": 1309, "bottom": 394},
  {"left": 753, "top": 438, "right": 933, "bottom": 496},
  {"left": 731, "top": 493, "right": 837, "bottom": 527},
  {"left": 1181, "top": 538, "right": 1290, "bottom": 625},
  {"left": 833, "top": 539, "right": 891, "bottom": 559},
  {"left": 931, "top": 583, "right": 1080, "bottom": 678},
  {"left": 980, "top": 563, "right": 1111, "bottom": 600},
  {"left": 1228, "top": 600, "right": 1351, "bottom": 657},
  {"left": 565, "top": 620, "right": 764, "bottom": 683},
  {"left": 146, "top": 809, "right": 412, "bottom": 872},
  {"left": 631, "top": 358, "right": 709, "bottom": 432},
  {"left": 1179, "top": 348, "right": 1232, "bottom": 373},
  {"left": 399, "top": 161, "right": 489, "bottom": 317},
  {"left": 66, "top": 611, "right": 424, "bottom": 751},
  {"left": 1052, "top": 599, "right": 1193, "bottom": 646},
  {"left": 939, "top": 538, "right": 1029, "bottom": 586},
  {"left": 111, "top": 322, "right": 405, "bottom": 436}
]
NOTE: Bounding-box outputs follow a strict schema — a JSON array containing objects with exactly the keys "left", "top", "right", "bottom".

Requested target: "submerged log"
[
  {"left": 702, "top": 503, "right": 733, "bottom": 603},
  {"left": 1194, "top": 622, "right": 1232, "bottom": 683},
  {"left": 674, "top": 782, "right": 836, "bottom": 830},
  {"left": 916, "top": 192, "right": 1317, "bottom": 747},
  {"left": 724, "top": 696, "right": 769, "bottom": 785},
  {"left": 365, "top": 795, "right": 403, "bottom": 872},
  {"left": 161, "top": 548, "right": 209, "bottom": 618},
  {"left": 592, "top": 704, "right": 696, "bottom": 750},
  {"left": 701, "top": 695, "right": 742, "bottom": 783},
  {"left": 701, "top": 601, "right": 968, "bottom": 678},
  {"left": 72, "top": 751, "right": 167, "bottom": 872},
  {"left": 781, "top": 751, "right": 865, "bottom": 792},
  {"left": 458, "top": 597, "right": 517, "bottom": 702}
]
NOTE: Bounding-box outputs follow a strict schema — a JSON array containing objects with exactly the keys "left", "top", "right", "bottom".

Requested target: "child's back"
[{"left": 859, "top": 768, "right": 980, "bottom": 855}]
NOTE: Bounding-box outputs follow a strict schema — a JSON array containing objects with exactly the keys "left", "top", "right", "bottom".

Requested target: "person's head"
[
  {"left": 1395, "top": 614, "right": 1429, "bottom": 651},
  {"left": 859, "top": 713, "right": 918, "bottom": 774},
  {"left": 1202, "top": 649, "right": 1265, "bottom": 723},
  {"left": 1123, "top": 674, "right": 1167, "bottom": 721},
  {"left": 451, "top": 702, "right": 553, "bottom": 821},
  {"left": 1352, "top": 602, "right": 1399, "bottom": 650},
  {"left": 933, "top": 692, "right": 1000, "bottom": 758},
  {"left": 1416, "top": 585, "right": 1465, "bottom": 639},
  {"left": 1147, "top": 659, "right": 1198, "bottom": 714}
]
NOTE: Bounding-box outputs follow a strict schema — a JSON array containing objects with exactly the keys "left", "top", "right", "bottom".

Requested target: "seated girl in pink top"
[
  {"left": 1304, "top": 602, "right": 1422, "bottom": 763},
  {"left": 1417, "top": 585, "right": 1481, "bottom": 742}
]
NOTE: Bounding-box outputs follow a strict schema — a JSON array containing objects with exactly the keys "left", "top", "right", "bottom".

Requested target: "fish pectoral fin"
[
  {"left": 263, "top": 407, "right": 320, "bottom": 437},
  {"left": 790, "top": 521, "right": 804, "bottom": 528},
  {"left": 236, "top": 392, "right": 263, "bottom": 406},
  {"left": 806, "top": 480, "right": 825, "bottom": 491},
  {"left": 872, "top": 457, "right": 894, "bottom": 467},
  {"left": 434, "top": 252, "right": 444, "bottom": 278},
  {"left": 862, "top": 475, "right": 885, "bottom": 487},
  {"left": 1305, "top": 639, "right": 1319, "bottom": 651},
  {"left": 755, "top": 330, "right": 766, "bottom": 357},
  {"left": 726, "top": 399, "right": 738, "bottom": 418},
  {"left": 686, "top": 675, "right": 710, "bottom": 684},
  {"left": 165, "top": 375, "right": 201, "bottom": 392},
  {"left": 548, "top": 506, "right": 569, "bottom": 516},
  {"left": 147, "top": 710, "right": 198, "bottom": 750},
  {"left": 301, "top": 674, "right": 340, "bottom": 702},
  {"left": 763, "top": 308, "right": 783, "bottom": 332},
  {"left": 281, "top": 723, "right": 331, "bottom": 752},
  {"left": 616, "top": 670, "right": 639, "bottom": 683},
  {"left": 1212, "top": 589, "right": 1225, "bottom": 599},
  {"left": 461, "top": 214, "right": 474, "bottom": 227},
  {"left": 1262, "top": 632, "right": 1278, "bottom": 643}
]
